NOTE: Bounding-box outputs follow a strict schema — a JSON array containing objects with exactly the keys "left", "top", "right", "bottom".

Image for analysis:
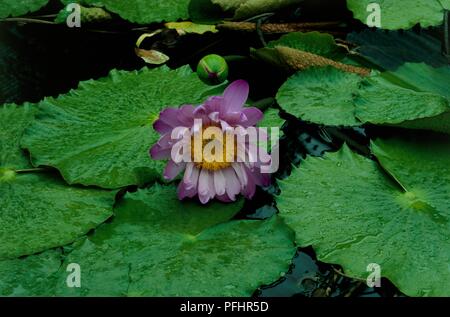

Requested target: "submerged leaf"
[{"left": 347, "top": 29, "right": 449, "bottom": 69}]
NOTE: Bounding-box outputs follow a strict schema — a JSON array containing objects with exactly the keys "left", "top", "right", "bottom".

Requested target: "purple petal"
[
  {"left": 222, "top": 112, "right": 247, "bottom": 126},
  {"left": 216, "top": 193, "right": 234, "bottom": 202},
  {"left": 213, "top": 170, "right": 226, "bottom": 196},
  {"left": 159, "top": 108, "right": 182, "bottom": 127},
  {"left": 231, "top": 163, "right": 248, "bottom": 190},
  {"left": 156, "top": 133, "right": 173, "bottom": 148},
  {"left": 153, "top": 119, "right": 173, "bottom": 134},
  {"left": 163, "top": 160, "right": 185, "bottom": 180},
  {"left": 243, "top": 167, "right": 256, "bottom": 199},
  {"left": 223, "top": 168, "right": 241, "bottom": 201},
  {"left": 246, "top": 165, "right": 271, "bottom": 187},
  {"left": 177, "top": 105, "right": 195, "bottom": 126},
  {"left": 198, "top": 169, "right": 211, "bottom": 197},
  {"left": 193, "top": 106, "right": 211, "bottom": 126},
  {"left": 183, "top": 163, "right": 200, "bottom": 190},
  {"left": 208, "top": 111, "right": 220, "bottom": 122},
  {"left": 242, "top": 108, "right": 263, "bottom": 126},
  {"left": 223, "top": 80, "right": 249, "bottom": 113},
  {"left": 178, "top": 181, "right": 198, "bottom": 199},
  {"left": 150, "top": 145, "right": 171, "bottom": 160},
  {"left": 204, "top": 96, "right": 224, "bottom": 113}
]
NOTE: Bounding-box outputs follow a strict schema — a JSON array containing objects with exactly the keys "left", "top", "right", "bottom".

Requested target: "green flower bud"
[{"left": 196, "top": 54, "right": 229, "bottom": 85}]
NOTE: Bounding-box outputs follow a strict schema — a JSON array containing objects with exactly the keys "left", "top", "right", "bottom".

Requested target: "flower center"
[{"left": 190, "top": 127, "right": 237, "bottom": 171}]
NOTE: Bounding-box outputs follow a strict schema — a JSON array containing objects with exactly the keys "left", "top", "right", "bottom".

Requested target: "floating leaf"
[
  {"left": 276, "top": 65, "right": 450, "bottom": 132},
  {"left": 0, "top": 172, "right": 117, "bottom": 260},
  {"left": 50, "top": 185, "right": 294, "bottom": 296},
  {"left": 354, "top": 76, "right": 449, "bottom": 126},
  {"left": 165, "top": 21, "right": 217, "bottom": 34},
  {"left": 276, "top": 67, "right": 362, "bottom": 126},
  {"left": 258, "top": 107, "right": 285, "bottom": 150},
  {"left": 0, "top": 104, "right": 117, "bottom": 260},
  {"left": 0, "top": 250, "right": 61, "bottom": 296},
  {"left": 62, "top": 0, "right": 190, "bottom": 24},
  {"left": 346, "top": 0, "right": 448, "bottom": 30},
  {"left": 0, "top": 0, "right": 48, "bottom": 19},
  {"left": 212, "top": 0, "right": 302, "bottom": 20},
  {"left": 276, "top": 138, "right": 450, "bottom": 296},
  {"left": 55, "top": 4, "right": 112, "bottom": 24},
  {"left": 0, "top": 103, "right": 36, "bottom": 170},
  {"left": 22, "top": 66, "right": 215, "bottom": 189},
  {"left": 135, "top": 48, "right": 170, "bottom": 65},
  {"left": 259, "top": 107, "right": 285, "bottom": 131}
]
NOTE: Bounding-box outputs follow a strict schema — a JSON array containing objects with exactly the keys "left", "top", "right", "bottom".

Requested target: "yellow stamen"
[{"left": 190, "top": 126, "right": 237, "bottom": 171}]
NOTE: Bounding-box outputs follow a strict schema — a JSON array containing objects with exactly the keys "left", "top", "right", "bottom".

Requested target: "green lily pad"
[
  {"left": 0, "top": 103, "right": 36, "bottom": 170},
  {"left": 211, "top": 0, "right": 302, "bottom": 19},
  {"left": 276, "top": 138, "right": 450, "bottom": 296},
  {"left": 258, "top": 107, "right": 285, "bottom": 150},
  {"left": 276, "top": 66, "right": 362, "bottom": 126},
  {"left": 346, "top": 0, "right": 448, "bottom": 30},
  {"left": 61, "top": 0, "right": 190, "bottom": 24},
  {"left": 371, "top": 134, "right": 450, "bottom": 216},
  {"left": 354, "top": 76, "right": 449, "bottom": 125},
  {"left": 0, "top": 249, "right": 61, "bottom": 296},
  {"left": 22, "top": 66, "right": 214, "bottom": 189},
  {"left": 259, "top": 107, "right": 285, "bottom": 131},
  {"left": 0, "top": 104, "right": 117, "bottom": 260},
  {"left": 0, "top": 172, "right": 117, "bottom": 260},
  {"left": 267, "top": 32, "right": 346, "bottom": 60},
  {"left": 276, "top": 65, "right": 450, "bottom": 132},
  {"left": 52, "top": 185, "right": 295, "bottom": 296},
  {"left": 0, "top": 0, "right": 48, "bottom": 19}
]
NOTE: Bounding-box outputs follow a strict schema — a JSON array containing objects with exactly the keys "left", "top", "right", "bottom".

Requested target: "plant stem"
[
  {"left": 15, "top": 168, "right": 48, "bottom": 174},
  {"left": 1, "top": 17, "right": 56, "bottom": 25}
]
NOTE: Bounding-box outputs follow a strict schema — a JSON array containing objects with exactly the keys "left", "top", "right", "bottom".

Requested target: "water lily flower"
[{"left": 150, "top": 80, "right": 271, "bottom": 204}]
